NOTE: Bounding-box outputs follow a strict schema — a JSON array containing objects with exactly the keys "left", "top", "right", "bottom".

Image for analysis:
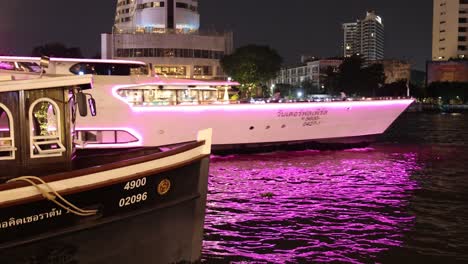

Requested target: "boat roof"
[
  {"left": 0, "top": 56, "right": 240, "bottom": 86},
  {"left": 0, "top": 74, "right": 93, "bottom": 92},
  {"left": 0, "top": 56, "right": 147, "bottom": 66},
  {"left": 134, "top": 78, "right": 239, "bottom": 87}
]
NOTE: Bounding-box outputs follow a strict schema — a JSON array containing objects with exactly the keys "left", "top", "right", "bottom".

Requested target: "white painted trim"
[
  {"left": 0, "top": 75, "right": 93, "bottom": 93},
  {"left": 28, "top": 98, "right": 65, "bottom": 159},
  {"left": 0, "top": 103, "right": 15, "bottom": 161},
  {"left": 0, "top": 143, "right": 208, "bottom": 205}
]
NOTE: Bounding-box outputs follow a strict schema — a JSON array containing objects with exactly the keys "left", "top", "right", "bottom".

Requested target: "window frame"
[
  {"left": 0, "top": 103, "right": 16, "bottom": 161},
  {"left": 28, "top": 98, "right": 66, "bottom": 159}
]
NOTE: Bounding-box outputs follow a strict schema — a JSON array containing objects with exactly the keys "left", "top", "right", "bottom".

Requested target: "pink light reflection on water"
[{"left": 203, "top": 148, "right": 421, "bottom": 263}]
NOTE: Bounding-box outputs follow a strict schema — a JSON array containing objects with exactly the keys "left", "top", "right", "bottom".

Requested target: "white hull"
[
  {"left": 75, "top": 77, "right": 412, "bottom": 149},
  {"left": 0, "top": 58, "right": 413, "bottom": 150}
]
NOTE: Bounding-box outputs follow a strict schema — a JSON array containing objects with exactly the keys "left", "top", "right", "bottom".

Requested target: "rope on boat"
[{"left": 7, "top": 176, "right": 98, "bottom": 217}]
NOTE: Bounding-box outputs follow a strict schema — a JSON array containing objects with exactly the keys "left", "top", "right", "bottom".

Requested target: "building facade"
[
  {"left": 272, "top": 59, "right": 342, "bottom": 93},
  {"left": 374, "top": 60, "right": 412, "bottom": 84},
  {"left": 342, "top": 11, "right": 385, "bottom": 63},
  {"left": 427, "top": 60, "right": 468, "bottom": 84},
  {"left": 432, "top": 0, "right": 468, "bottom": 60},
  {"left": 343, "top": 23, "right": 358, "bottom": 58},
  {"left": 102, "top": 0, "right": 233, "bottom": 79}
]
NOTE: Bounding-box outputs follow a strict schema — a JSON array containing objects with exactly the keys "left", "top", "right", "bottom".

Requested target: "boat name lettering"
[
  {"left": 277, "top": 109, "right": 328, "bottom": 118},
  {"left": 124, "top": 177, "right": 147, "bottom": 191},
  {"left": 277, "top": 109, "right": 328, "bottom": 127},
  {"left": 119, "top": 192, "right": 148, "bottom": 208},
  {"left": 0, "top": 208, "right": 63, "bottom": 230}
]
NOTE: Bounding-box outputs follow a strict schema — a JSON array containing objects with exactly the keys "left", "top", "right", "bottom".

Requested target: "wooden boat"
[{"left": 0, "top": 70, "right": 212, "bottom": 263}]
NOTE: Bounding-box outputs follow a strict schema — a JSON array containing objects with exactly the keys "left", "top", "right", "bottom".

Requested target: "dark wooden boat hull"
[{"left": 0, "top": 157, "right": 210, "bottom": 264}]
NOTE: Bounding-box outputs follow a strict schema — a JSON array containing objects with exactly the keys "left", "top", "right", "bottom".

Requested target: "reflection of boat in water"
[
  {"left": 0, "top": 56, "right": 414, "bottom": 153},
  {"left": 0, "top": 69, "right": 212, "bottom": 263}
]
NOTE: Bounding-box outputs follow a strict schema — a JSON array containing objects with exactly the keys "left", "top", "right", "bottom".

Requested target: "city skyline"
[{"left": 0, "top": 0, "right": 431, "bottom": 69}]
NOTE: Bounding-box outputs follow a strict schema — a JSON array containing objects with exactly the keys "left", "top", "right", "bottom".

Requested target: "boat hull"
[
  {"left": 0, "top": 156, "right": 210, "bottom": 264},
  {"left": 76, "top": 88, "right": 413, "bottom": 151}
]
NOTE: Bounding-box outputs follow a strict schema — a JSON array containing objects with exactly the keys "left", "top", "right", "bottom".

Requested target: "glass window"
[
  {"left": 116, "top": 88, "right": 177, "bottom": 106},
  {"left": 154, "top": 66, "right": 186, "bottom": 76},
  {"left": 201, "top": 90, "right": 218, "bottom": 103},
  {"left": 69, "top": 63, "right": 148, "bottom": 76},
  {"left": 0, "top": 105, "right": 15, "bottom": 160},
  {"left": 79, "top": 130, "right": 138, "bottom": 144},
  {"left": 177, "top": 89, "right": 199, "bottom": 104},
  {"left": 0, "top": 61, "right": 15, "bottom": 71},
  {"left": 29, "top": 99, "right": 66, "bottom": 158}
]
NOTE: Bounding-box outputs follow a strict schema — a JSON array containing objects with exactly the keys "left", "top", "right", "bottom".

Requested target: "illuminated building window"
[
  {"left": 155, "top": 66, "right": 187, "bottom": 76},
  {"left": 194, "top": 66, "right": 213, "bottom": 76}
]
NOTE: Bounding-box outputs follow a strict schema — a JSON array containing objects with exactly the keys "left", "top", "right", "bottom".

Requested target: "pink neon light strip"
[
  {"left": 111, "top": 84, "right": 414, "bottom": 112},
  {"left": 0, "top": 56, "right": 147, "bottom": 65},
  {"left": 127, "top": 99, "right": 414, "bottom": 112}
]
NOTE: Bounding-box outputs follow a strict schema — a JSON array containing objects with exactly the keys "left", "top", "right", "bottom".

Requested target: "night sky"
[{"left": 0, "top": 0, "right": 432, "bottom": 70}]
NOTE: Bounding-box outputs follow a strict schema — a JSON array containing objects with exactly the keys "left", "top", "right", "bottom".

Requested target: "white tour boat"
[{"left": 0, "top": 56, "right": 414, "bottom": 153}]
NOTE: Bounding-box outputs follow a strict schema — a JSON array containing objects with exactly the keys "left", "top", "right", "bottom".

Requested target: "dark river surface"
[{"left": 202, "top": 112, "right": 468, "bottom": 264}]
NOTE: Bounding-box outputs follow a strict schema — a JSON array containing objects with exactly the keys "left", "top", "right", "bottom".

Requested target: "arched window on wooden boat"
[
  {"left": 29, "top": 98, "right": 66, "bottom": 158},
  {"left": 0, "top": 103, "right": 16, "bottom": 160}
]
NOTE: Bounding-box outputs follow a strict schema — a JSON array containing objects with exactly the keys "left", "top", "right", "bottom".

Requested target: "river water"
[{"left": 202, "top": 112, "right": 468, "bottom": 263}]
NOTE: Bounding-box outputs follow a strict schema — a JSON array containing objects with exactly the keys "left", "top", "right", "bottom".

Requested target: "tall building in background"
[
  {"left": 432, "top": 0, "right": 468, "bottom": 60},
  {"left": 102, "top": 0, "right": 233, "bottom": 79},
  {"left": 342, "top": 11, "right": 385, "bottom": 63},
  {"left": 343, "top": 23, "right": 358, "bottom": 58}
]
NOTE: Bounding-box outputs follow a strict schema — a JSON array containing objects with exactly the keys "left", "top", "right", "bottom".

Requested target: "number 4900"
[{"left": 124, "top": 177, "right": 147, "bottom": 191}]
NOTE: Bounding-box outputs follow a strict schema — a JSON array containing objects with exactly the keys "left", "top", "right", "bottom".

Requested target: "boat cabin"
[
  {"left": 115, "top": 85, "right": 224, "bottom": 106},
  {"left": 0, "top": 74, "right": 94, "bottom": 182}
]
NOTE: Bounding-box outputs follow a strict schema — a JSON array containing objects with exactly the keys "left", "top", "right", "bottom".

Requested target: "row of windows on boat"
[
  {"left": 117, "top": 88, "right": 225, "bottom": 106},
  {"left": 0, "top": 102, "right": 139, "bottom": 160}
]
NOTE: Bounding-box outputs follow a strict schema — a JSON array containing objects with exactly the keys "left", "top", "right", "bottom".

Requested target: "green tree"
[
  {"left": 221, "top": 45, "right": 282, "bottom": 98},
  {"left": 301, "top": 79, "right": 321, "bottom": 95},
  {"left": 337, "top": 55, "right": 364, "bottom": 96},
  {"left": 323, "top": 66, "right": 339, "bottom": 95},
  {"left": 427, "top": 82, "right": 468, "bottom": 103},
  {"left": 32, "top": 42, "right": 83, "bottom": 58},
  {"left": 362, "top": 63, "right": 385, "bottom": 96},
  {"left": 335, "top": 55, "right": 385, "bottom": 97},
  {"left": 274, "top": 83, "right": 294, "bottom": 98}
]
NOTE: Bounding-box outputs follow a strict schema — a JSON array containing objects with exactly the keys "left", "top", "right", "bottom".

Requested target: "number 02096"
[{"left": 118, "top": 192, "right": 148, "bottom": 208}]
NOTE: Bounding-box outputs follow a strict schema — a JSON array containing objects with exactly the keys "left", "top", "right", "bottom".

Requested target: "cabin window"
[
  {"left": 0, "top": 61, "right": 42, "bottom": 73},
  {"left": 115, "top": 87, "right": 221, "bottom": 106},
  {"left": 116, "top": 88, "right": 178, "bottom": 106},
  {"left": 177, "top": 89, "right": 199, "bottom": 105},
  {"left": 0, "top": 104, "right": 15, "bottom": 160},
  {"left": 29, "top": 99, "right": 66, "bottom": 158},
  {"left": 69, "top": 63, "right": 148, "bottom": 76},
  {"left": 201, "top": 90, "right": 218, "bottom": 103},
  {"left": 76, "top": 130, "right": 139, "bottom": 145}
]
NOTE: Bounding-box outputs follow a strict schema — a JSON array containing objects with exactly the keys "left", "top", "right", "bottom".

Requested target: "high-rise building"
[
  {"left": 342, "top": 11, "right": 385, "bottom": 63},
  {"left": 343, "top": 23, "right": 358, "bottom": 58},
  {"left": 102, "top": 0, "right": 233, "bottom": 80},
  {"left": 432, "top": 0, "right": 468, "bottom": 60}
]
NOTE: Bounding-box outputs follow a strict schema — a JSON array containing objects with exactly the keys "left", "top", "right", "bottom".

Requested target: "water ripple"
[{"left": 203, "top": 150, "right": 421, "bottom": 263}]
